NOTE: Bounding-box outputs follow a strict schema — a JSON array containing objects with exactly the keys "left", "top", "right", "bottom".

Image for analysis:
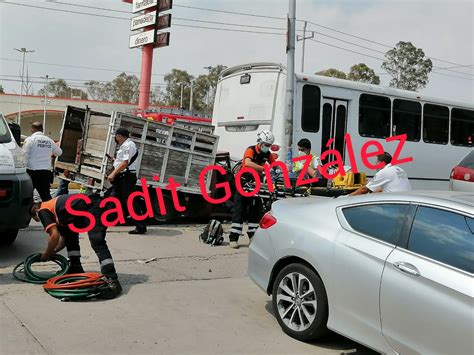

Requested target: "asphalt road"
[{"left": 0, "top": 222, "right": 378, "bottom": 355}]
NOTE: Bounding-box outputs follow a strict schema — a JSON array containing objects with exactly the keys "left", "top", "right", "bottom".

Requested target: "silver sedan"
[{"left": 248, "top": 191, "right": 473, "bottom": 354}]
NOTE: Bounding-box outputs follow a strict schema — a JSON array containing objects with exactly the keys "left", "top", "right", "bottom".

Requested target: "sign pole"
[
  {"left": 125, "top": 0, "right": 172, "bottom": 111},
  {"left": 138, "top": 44, "right": 153, "bottom": 110}
]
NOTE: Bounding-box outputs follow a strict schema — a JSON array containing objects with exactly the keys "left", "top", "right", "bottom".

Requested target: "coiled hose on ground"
[
  {"left": 13, "top": 254, "right": 108, "bottom": 300},
  {"left": 12, "top": 253, "right": 69, "bottom": 284}
]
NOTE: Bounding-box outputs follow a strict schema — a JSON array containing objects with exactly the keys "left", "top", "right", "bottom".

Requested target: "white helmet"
[{"left": 257, "top": 130, "right": 275, "bottom": 145}]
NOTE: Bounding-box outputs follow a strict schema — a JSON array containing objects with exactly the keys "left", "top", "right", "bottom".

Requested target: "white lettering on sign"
[
  {"left": 130, "top": 11, "right": 157, "bottom": 31},
  {"left": 129, "top": 29, "right": 156, "bottom": 48},
  {"left": 132, "top": 0, "right": 158, "bottom": 13}
]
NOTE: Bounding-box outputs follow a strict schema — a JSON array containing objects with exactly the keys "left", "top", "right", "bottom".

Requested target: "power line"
[
  {"left": 4, "top": 1, "right": 472, "bottom": 79},
  {"left": 38, "top": 1, "right": 474, "bottom": 77},
  {"left": 309, "top": 38, "right": 386, "bottom": 62},
  {"left": 303, "top": 20, "right": 473, "bottom": 76},
  {"left": 0, "top": 77, "right": 168, "bottom": 88},
  {"left": 0, "top": 57, "right": 165, "bottom": 77},
  {"left": 308, "top": 39, "right": 473, "bottom": 81},
  {"left": 1, "top": 1, "right": 285, "bottom": 35},
  {"left": 173, "top": 3, "right": 285, "bottom": 20}
]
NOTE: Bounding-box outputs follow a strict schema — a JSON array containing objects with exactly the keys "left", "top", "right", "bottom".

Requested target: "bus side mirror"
[{"left": 8, "top": 123, "right": 21, "bottom": 146}]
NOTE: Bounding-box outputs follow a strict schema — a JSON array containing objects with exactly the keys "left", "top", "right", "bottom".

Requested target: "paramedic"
[
  {"left": 229, "top": 130, "right": 277, "bottom": 249},
  {"left": 292, "top": 138, "right": 326, "bottom": 187}
]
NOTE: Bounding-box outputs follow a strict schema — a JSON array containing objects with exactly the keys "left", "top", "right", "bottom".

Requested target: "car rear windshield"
[
  {"left": 459, "top": 151, "right": 474, "bottom": 169},
  {"left": 0, "top": 115, "right": 12, "bottom": 144}
]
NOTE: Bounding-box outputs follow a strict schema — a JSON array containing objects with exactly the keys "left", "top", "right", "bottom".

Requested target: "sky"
[{"left": 0, "top": 0, "right": 473, "bottom": 102}]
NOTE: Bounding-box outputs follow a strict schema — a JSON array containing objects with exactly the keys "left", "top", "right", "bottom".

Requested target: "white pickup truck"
[{"left": 0, "top": 113, "right": 33, "bottom": 245}]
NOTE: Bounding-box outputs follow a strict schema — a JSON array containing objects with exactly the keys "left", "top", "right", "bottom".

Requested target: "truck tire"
[
  {"left": 1, "top": 229, "right": 19, "bottom": 246},
  {"left": 152, "top": 193, "right": 176, "bottom": 223}
]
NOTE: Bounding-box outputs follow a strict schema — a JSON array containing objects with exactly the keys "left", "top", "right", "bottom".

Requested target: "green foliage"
[
  {"left": 85, "top": 73, "right": 139, "bottom": 103},
  {"left": 315, "top": 68, "right": 347, "bottom": 79},
  {"left": 38, "top": 79, "right": 88, "bottom": 99},
  {"left": 348, "top": 63, "right": 380, "bottom": 85},
  {"left": 382, "top": 41, "right": 433, "bottom": 91}
]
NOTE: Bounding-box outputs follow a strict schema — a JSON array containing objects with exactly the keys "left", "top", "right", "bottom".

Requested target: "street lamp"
[
  {"left": 189, "top": 79, "right": 195, "bottom": 112},
  {"left": 14, "top": 47, "right": 35, "bottom": 126}
]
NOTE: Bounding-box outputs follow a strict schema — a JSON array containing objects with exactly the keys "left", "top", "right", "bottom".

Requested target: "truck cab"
[{"left": 0, "top": 113, "right": 34, "bottom": 245}]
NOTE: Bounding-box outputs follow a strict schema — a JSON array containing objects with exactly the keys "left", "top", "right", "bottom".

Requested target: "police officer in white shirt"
[
  {"left": 350, "top": 152, "right": 411, "bottom": 195},
  {"left": 107, "top": 127, "right": 147, "bottom": 234},
  {"left": 23, "top": 122, "right": 62, "bottom": 201}
]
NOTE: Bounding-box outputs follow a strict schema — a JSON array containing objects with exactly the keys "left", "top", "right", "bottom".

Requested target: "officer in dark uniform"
[
  {"left": 229, "top": 130, "right": 277, "bottom": 249},
  {"left": 31, "top": 194, "right": 122, "bottom": 299},
  {"left": 107, "top": 127, "right": 147, "bottom": 235}
]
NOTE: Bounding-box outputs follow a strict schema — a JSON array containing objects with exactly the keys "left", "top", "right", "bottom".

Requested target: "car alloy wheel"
[
  {"left": 272, "top": 263, "right": 329, "bottom": 341},
  {"left": 276, "top": 272, "right": 316, "bottom": 331}
]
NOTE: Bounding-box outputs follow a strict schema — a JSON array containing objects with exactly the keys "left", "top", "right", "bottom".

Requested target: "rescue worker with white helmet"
[{"left": 228, "top": 130, "right": 277, "bottom": 249}]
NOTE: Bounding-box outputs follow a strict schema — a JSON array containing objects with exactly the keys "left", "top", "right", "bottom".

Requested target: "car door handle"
[{"left": 393, "top": 262, "right": 420, "bottom": 277}]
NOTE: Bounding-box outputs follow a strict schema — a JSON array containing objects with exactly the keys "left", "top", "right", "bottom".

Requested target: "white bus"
[{"left": 212, "top": 62, "right": 473, "bottom": 190}]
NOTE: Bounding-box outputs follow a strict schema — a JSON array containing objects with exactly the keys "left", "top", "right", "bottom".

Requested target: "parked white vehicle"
[
  {"left": 212, "top": 63, "right": 474, "bottom": 190},
  {"left": 248, "top": 191, "right": 473, "bottom": 354},
  {"left": 450, "top": 150, "right": 474, "bottom": 192},
  {"left": 0, "top": 114, "right": 33, "bottom": 245}
]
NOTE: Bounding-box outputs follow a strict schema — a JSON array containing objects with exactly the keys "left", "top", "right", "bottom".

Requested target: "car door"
[
  {"left": 380, "top": 206, "right": 474, "bottom": 355},
  {"left": 334, "top": 202, "right": 412, "bottom": 352}
]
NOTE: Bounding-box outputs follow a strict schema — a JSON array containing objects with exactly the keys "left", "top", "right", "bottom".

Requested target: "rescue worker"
[
  {"left": 349, "top": 152, "right": 412, "bottom": 195},
  {"left": 31, "top": 194, "right": 122, "bottom": 299},
  {"left": 229, "top": 130, "right": 277, "bottom": 249},
  {"left": 23, "top": 122, "right": 62, "bottom": 201},
  {"left": 107, "top": 128, "right": 147, "bottom": 235}
]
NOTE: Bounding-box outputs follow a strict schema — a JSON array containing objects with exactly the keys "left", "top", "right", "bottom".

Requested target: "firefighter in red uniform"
[{"left": 229, "top": 130, "right": 277, "bottom": 249}]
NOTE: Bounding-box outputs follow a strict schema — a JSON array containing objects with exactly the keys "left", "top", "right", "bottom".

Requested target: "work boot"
[
  {"left": 101, "top": 278, "right": 123, "bottom": 299},
  {"left": 229, "top": 241, "right": 239, "bottom": 249},
  {"left": 67, "top": 264, "right": 85, "bottom": 274},
  {"left": 129, "top": 227, "right": 147, "bottom": 235}
]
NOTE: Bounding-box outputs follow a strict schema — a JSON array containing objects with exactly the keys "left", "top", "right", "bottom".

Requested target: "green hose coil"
[{"left": 12, "top": 253, "right": 69, "bottom": 284}]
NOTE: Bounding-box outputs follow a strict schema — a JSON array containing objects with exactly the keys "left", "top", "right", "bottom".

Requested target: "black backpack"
[{"left": 199, "top": 220, "right": 224, "bottom": 246}]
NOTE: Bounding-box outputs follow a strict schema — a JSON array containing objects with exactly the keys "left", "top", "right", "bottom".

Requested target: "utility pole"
[
  {"left": 14, "top": 47, "right": 35, "bottom": 126},
  {"left": 296, "top": 21, "right": 314, "bottom": 72},
  {"left": 40, "top": 75, "right": 52, "bottom": 132},
  {"left": 180, "top": 84, "right": 184, "bottom": 108},
  {"left": 283, "top": 0, "right": 296, "bottom": 165}
]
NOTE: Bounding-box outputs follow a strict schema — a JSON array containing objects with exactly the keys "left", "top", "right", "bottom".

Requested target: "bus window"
[
  {"left": 301, "top": 85, "right": 321, "bottom": 133},
  {"left": 423, "top": 104, "right": 449, "bottom": 145},
  {"left": 393, "top": 99, "right": 421, "bottom": 141},
  {"left": 359, "top": 94, "right": 391, "bottom": 138},
  {"left": 451, "top": 108, "right": 474, "bottom": 147}
]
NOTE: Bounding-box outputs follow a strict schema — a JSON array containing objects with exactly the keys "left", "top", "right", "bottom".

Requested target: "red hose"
[{"left": 44, "top": 273, "right": 106, "bottom": 290}]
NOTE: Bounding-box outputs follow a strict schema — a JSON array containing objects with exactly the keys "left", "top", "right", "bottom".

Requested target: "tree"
[
  {"left": 315, "top": 68, "right": 347, "bottom": 79},
  {"left": 164, "top": 69, "right": 194, "bottom": 109},
  {"left": 347, "top": 63, "right": 380, "bottom": 85},
  {"left": 84, "top": 80, "right": 113, "bottom": 101},
  {"left": 163, "top": 65, "right": 227, "bottom": 113},
  {"left": 38, "top": 79, "right": 88, "bottom": 99},
  {"left": 0, "top": 84, "right": 4, "bottom": 94},
  {"left": 382, "top": 41, "right": 433, "bottom": 91},
  {"left": 110, "top": 73, "right": 139, "bottom": 103}
]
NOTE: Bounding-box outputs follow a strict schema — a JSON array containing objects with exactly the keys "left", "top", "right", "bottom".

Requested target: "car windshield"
[
  {"left": 0, "top": 115, "right": 12, "bottom": 144},
  {"left": 459, "top": 151, "right": 474, "bottom": 169}
]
